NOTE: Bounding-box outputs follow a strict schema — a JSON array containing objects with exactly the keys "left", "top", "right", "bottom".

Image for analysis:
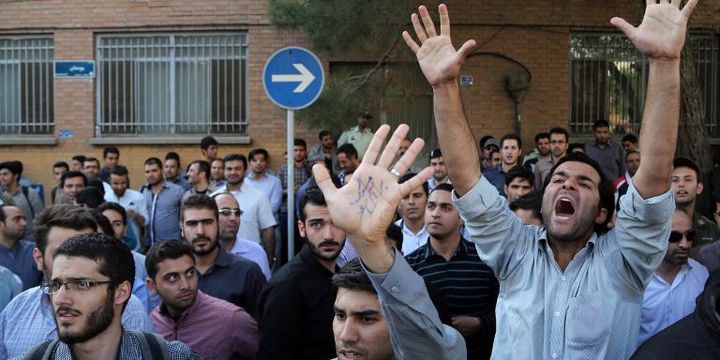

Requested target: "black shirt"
[
  {"left": 197, "top": 247, "right": 266, "bottom": 318},
  {"left": 257, "top": 244, "right": 338, "bottom": 360}
]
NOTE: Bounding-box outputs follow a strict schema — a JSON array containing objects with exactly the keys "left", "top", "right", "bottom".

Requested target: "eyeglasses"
[
  {"left": 669, "top": 230, "right": 696, "bottom": 243},
  {"left": 218, "top": 208, "right": 243, "bottom": 216},
  {"left": 41, "top": 279, "right": 113, "bottom": 295}
]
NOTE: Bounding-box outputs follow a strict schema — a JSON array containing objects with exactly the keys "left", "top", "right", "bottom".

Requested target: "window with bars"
[
  {"left": 570, "top": 34, "right": 719, "bottom": 136},
  {"left": 0, "top": 37, "right": 54, "bottom": 135},
  {"left": 96, "top": 34, "right": 248, "bottom": 136}
]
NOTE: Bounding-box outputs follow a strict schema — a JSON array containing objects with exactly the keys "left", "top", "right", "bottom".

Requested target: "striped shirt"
[{"left": 405, "top": 238, "right": 499, "bottom": 360}]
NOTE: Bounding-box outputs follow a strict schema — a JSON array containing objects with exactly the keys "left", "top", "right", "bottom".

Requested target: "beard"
[
  {"left": 56, "top": 289, "right": 115, "bottom": 345},
  {"left": 190, "top": 235, "right": 219, "bottom": 256},
  {"left": 307, "top": 238, "right": 344, "bottom": 262}
]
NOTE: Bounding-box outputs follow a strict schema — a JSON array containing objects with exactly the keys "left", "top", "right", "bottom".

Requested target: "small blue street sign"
[
  {"left": 263, "top": 47, "right": 324, "bottom": 110},
  {"left": 55, "top": 61, "right": 95, "bottom": 78}
]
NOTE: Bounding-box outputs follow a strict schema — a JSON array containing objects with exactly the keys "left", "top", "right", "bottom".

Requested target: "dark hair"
[
  {"left": 188, "top": 160, "right": 210, "bottom": 181},
  {"left": 54, "top": 233, "right": 134, "bottom": 304},
  {"left": 103, "top": 146, "right": 119, "bottom": 159},
  {"left": 332, "top": 258, "right": 375, "bottom": 295},
  {"left": 200, "top": 136, "right": 218, "bottom": 150},
  {"left": 568, "top": 143, "right": 585, "bottom": 153},
  {"left": 299, "top": 186, "right": 327, "bottom": 222},
  {"left": 505, "top": 165, "right": 535, "bottom": 187},
  {"left": 144, "top": 157, "right": 162, "bottom": 168},
  {"left": 75, "top": 187, "right": 105, "bottom": 209},
  {"left": 110, "top": 165, "right": 129, "bottom": 177},
  {"left": 429, "top": 148, "right": 442, "bottom": 160},
  {"left": 621, "top": 133, "right": 638, "bottom": 144},
  {"left": 509, "top": 191, "right": 543, "bottom": 223},
  {"left": 399, "top": 172, "right": 428, "bottom": 196},
  {"left": 673, "top": 157, "right": 701, "bottom": 181},
  {"left": 0, "top": 205, "right": 6, "bottom": 223},
  {"left": 593, "top": 119, "right": 610, "bottom": 129},
  {"left": 223, "top": 153, "right": 247, "bottom": 170},
  {"left": 181, "top": 194, "right": 219, "bottom": 222},
  {"left": 60, "top": 171, "right": 87, "bottom": 188},
  {"left": 53, "top": 161, "right": 69, "bottom": 171},
  {"left": 145, "top": 240, "right": 195, "bottom": 280},
  {"left": 84, "top": 157, "right": 100, "bottom": 168},
  {"left": 72, "top": 155, "right": 87, "bottom": 164},
  {"left": 211, "top": 158, "right": 224, "bottom": 166},
  {"left": 534, "top": 132, "right": 550, "bottom": 143},
  {"left": 625, "top": 150, "right": 640, "bottom": 161},
  {"left": 386, "top": 223, "right": 403, "bottom": 252},
  {"left": 543, "top": 152, "right": 614, "bottom": 235},
  {"left": 87, "top": 179, "right": 106, "bottom": 197},
  {"left": 318, "top": 130, "right": 332, "bottom": 140},
  {"left": 337, "top": 144, "right": 358, "bottom": 160},
  {"left": 0, "top": 161, "right": 22, "bottom": 177},
  {"left": 248, "top": 148, "right": 269, "bottom": 162},
  {"left": 294, "top": 138, "right": 307, "bottom": 149},
  {"left": 94, "top": 210, "right": 115, "bottom": 235},
  {"left": 549, "top": 127, "right": 569, "bottom": 142},
  {"left": 360, "top": 113, "right": 373, "bottom": 121},
  {"left": 431, "top": 183, "right": 454, "bottom": 194},
  {"left": 500, "top": 134, "right": 522, "bottom": 150},
  {"left": 479, "top": 135, "right": 495, "bottom": 148},
  {"left": 165, "top": 152, "right": 181, "bottom": 164},
  {"left": 34, "top": 205, "right": 98, "bottom": 256},
  {"left": 96, "top": 202, "right": 127, "bottom": 226}
]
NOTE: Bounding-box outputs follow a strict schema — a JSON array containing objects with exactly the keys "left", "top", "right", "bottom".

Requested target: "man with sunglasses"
[
  {"left": 637, "top": 210, "right": 709, "bottom": 346},
  {"left": 215, "top": 192, "right": 272, "bottom": 280}
]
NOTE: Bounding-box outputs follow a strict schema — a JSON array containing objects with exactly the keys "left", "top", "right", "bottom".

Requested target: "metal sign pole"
[{"left": 287, "top": 110, "right": 295, "bottom": 260}]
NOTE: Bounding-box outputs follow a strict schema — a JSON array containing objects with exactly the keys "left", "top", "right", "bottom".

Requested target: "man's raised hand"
[
  {"left": 403, "top": 4, "right": 476, "bottom": 87},
  {"left": 611, "top": 0, "right": 699, "bottom": 61}
]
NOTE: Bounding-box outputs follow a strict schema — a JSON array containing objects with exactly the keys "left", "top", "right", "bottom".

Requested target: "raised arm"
[
  {"left": 403, "top": 4, "right": 478, "bottom": 196},
  {"left": 611, "top": 0, "right": 699, "bottom": 198}
]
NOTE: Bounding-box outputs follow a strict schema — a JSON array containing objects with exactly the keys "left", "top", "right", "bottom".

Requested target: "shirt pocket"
[{"left": 565, "top": 293, "right": 610, "bottom": 353}]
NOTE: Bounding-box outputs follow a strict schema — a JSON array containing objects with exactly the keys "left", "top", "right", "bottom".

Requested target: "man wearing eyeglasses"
[
  {"left": 637, "top": 210, "right": 709, "bottom": 347},
  {"left": 215, "top": 192, "right": 272, "bottom": 280}
]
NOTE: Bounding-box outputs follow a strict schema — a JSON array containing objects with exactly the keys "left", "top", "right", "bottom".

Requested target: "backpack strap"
[
  {"left": 25, "top": 338, "right": 59, "bottom": 360},
  {"left": 21, "top": 186, "right": 35, "bottom": 218},
  {"left": 131, "top": 330, "right": 169, "bottom": 359}
]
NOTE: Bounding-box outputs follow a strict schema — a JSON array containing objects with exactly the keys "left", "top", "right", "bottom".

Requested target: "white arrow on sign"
[{"left": 271, "top": 63, "right": 315, "bottom": 93}]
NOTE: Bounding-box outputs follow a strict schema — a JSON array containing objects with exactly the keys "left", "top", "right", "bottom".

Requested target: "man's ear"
[
  {"left": 33, "top": 247, "right": 44, "bottom": 272},
  {"left": 297, "top": 220, "right": 306, "bottom": 238},
  {"left": 697, "top": 182, "right": 704, "bottom": 196},
  {"left": 114, "top": 281, "right": 132, "bottom": 307},
  {"left": 145, "top": 278, "right": 157, "bottom": 294},
  {"left": 595, "top": 208, "right": 608, "bottom": 225}
]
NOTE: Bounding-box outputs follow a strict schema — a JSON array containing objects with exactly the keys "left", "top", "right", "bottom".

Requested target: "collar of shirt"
[
  {"left": 351, "top": 126, "right": 372, "bottom": 134},
  {"left": 421, "top": 237, "right": 471, "bottom": 261},
  {"left": 398, "top": 219, "right": 427, "bottom": 237},
  {"left": 299, "top": 244, "right": 338, "bottom": 276},
  {"left": 159, "top": 290, "right": 209, "bottom": 322},
  {"left": 537, "top": 230, "right": 598, "bottom": 258}
]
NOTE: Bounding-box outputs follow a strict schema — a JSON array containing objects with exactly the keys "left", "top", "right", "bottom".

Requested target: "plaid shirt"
[{"left": 278, "top": 161, "right": 311, "bottom": 193}]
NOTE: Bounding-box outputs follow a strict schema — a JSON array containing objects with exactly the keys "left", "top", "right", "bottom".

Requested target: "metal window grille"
[
  {"left": 96, "top": 33, "right": 248, "bottom": 136},
  {"left": 570, "top": 34, "right": 719, "bottom": 136},
  {"left": 0, "top": 37, "right": 54, "bottom": 135}
]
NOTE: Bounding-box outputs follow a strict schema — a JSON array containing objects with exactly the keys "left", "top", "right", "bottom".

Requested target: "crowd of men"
[{"left": 0, "top": 1, "right": 716, "bottom": 359}]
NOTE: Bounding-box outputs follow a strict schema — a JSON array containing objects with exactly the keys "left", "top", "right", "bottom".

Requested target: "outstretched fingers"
[
  {"left": 402, "top": 31, "right": 421, "bottom": 53},
  {"left": 681, "top": 0, "right": 699, "bottom": 17},
  {"left": 361, "top": 125, "right": 391, "bottom": 166},
  {"left": 610, "top": 17, "right": 636, "bottom": 40},
  {"left": 312, "top": 163, "right": 337, "bottom": 197},
  {"left": 438, "top": 3, "right": 451, "bottom": 37},
  {"left": 411, "top": 13, "right": 428, "bottom": 44},
  {"left": 418, "top": 5, "right": 437, "bottom": 38},
  {"left": 398, "top": 166, "right": 434, "bottom": 197},
  {"left": 377, "top": 125, "right": 410, "bottom": 169},
  {"left": 392, "top": 137, "right": 425, "bottom": 175}
]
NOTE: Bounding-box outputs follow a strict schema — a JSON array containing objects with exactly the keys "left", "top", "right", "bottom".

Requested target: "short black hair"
[
  {"left": 318, "top": 130, "right": 332, "bottom": 140},
  {"left": 53, "top": 161, "right": 69, "bottom": 171},
  {"left": 332, "top": 258, "right": 375, "bottom": 295},
  {"left": 299, "top": 186, "right": 326, "bottom": 222},
  {"left": 60, "top": 171, "right": 87, "bottom": 188},
  {"left": 223, "top": 153, "right": 248, "bottom": 170},
  {"left": 181, "top": 194, "right": 219, "bottom": 222},
  {"left": 621, "top": 133, "right": 638, "bottom": 144},
  {"left": 399, "top": 172, "right": 428, "bottom": 196},
  {"left": 568, "top": 143, "right": 585, "bottom": 153},
  {"left": 34, "top": 205, "right": 98, "bottom": 256},
  {"left": 593, "top": 119, "right": 610, "bottom": 129},
  {"left": 110, "top": 165, "right": 129, "bottom": 177},
  {"left": 337, "top": 144, "right": 358, "bottom": 160},
  {"left": 96, "top": 202, "right": 128, "bottom": 226},
  {"left": 165, "top": 152, "right": 181, "bottom": 163},
  {"left": 431, "top": 183, "right": 454, "bottom": 195},
  {"left": 478, "top": 135, "right": 495, "bottom": 148},
  {"left": 103, "top": 146, "right": 119, "bottom": 159},
  {"left": 145, "top": 239, "right": 195, "bottom": 280},
  {"left": 93, "top": 210, "right": 115, "bottom": 235},
  {"left": 429, "top": 148, "right": 442, "bottom": 160},
  {"left": 549, "top": 127, "right": 569, "bottom": 142},
  {"left": 625, "top": 150, "right": 640, "bottom": 161},
  {"left": 534, "top": 132, "right": 550, "bottom": 143},
  {"left": 0, "top": 161, "right": 22, "bottom": 177},
  {"left": 505, "top": 165, "right": 535, "bottom": 187},
  {"left": 54, "top": 233, "right": 134, "bottom": 306},
  {"left": 500, "top": 134, "right": 522, "bottom": 150},
  {"left": 673, "top": 157, "right": 702, "bottom": 181},
  {"left": 72, "top": 155, "right": 87, "bottom": 164},
  {"left": 144, "top": 157, "right": 163, "bottom": 168},
  {"left": 75, "top": 187, "right": 105, "bottom": 208},
  {"left": 509, "top": 191, "right": 543, "bottom": 223},
  {"left": 84, "top": 157, "right": 100, "bottom": 167},
  {"left": 0, "top": 205, "right": 6, "bottom": 223},
  {"left": 248, "top": 148, "right": 269, "bottom": 162},
  {"left": 200, "top": 136, "right": 218, "bottom": 150},
  {"left": 188, "top": 160, "right": 210, "bottom": 181},
  {"left": 386, "top": 223, "right": 403, "bottom": 252},
  {"left": 294, "top": 138, "right": 307, "bottom": 149},
  {"left": 543, "top": 152, "right": 614, "bottom": 235}
]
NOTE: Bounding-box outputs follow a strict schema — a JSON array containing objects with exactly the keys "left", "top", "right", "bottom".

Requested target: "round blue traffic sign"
[{"left": 263, "top": 47, "right": 325, "bottom": 110}]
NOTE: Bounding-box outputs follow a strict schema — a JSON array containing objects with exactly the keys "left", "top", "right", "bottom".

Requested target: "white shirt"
[
  {"left": 211, "top": 183, "right": 277, "bottom": 244},
  {"left": 104, "top": 189, "right": 148, "bottom": 251},
  {"left": 229, "top": 238, "right": 272, "bottom": 280},
  {"left": 394, "top": 219, "right": 429, "bottom": 255},
  {"left": 245, "top": 173, "right": 283, "bottom": 215},
  {"left": 638, "top": 258, "right": 709, "bottom": 346}
]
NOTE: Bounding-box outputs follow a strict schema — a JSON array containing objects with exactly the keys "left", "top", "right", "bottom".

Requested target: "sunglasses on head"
[
  {"left": 218, "top": 208, "right": 243, "bottom": 216},
  {"left": 668, "top": 230, "right": 695, "bottom": 243}
]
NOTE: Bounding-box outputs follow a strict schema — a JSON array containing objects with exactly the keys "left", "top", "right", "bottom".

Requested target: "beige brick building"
[{"left": 0, "top": 0, "right": 718, "bottom": 201}]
